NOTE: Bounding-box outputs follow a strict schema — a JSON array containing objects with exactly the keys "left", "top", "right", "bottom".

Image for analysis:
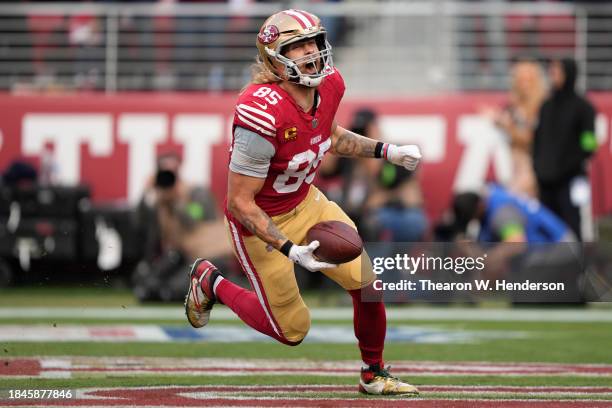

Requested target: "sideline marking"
[
  {"left": 1, "top": 385, "right": 612, "bottom": 407},
  {"left": 1, "top": 307, "right": 611, "bottom": 322},
  {"left": 2, "top": 358, "right": 612, "bottom": 378},
  {"left": 0, "top": 324, "right": 526, "bottom": 343}
]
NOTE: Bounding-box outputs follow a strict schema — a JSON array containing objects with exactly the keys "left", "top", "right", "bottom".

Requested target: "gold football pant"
[{"left": 226, "top": 185, "right": 375, "bottom": 344}]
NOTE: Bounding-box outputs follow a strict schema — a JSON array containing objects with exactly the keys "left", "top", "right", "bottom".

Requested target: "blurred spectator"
[
  {"left": 318, "top": 108, "right": 428, "bottom": 242},
  {"left": 481, "top": 59, "right": 545, "bottom": 197},
  {"left": 533, "top": 58, "right": 598, "bottom": 240},
  {"left": 452, "top": 184, "right": 583, "bottom": 301},
  {"left": 359, "top": 110, "right": 427, "bottom": 242},
  {"left": 132, "top": 151, "right": 231, "bottom": 301},
  {"left": 452, "top": 184, "right": 575, "bottom": 244},
  {"left": 317, "top": 110, "right": 374, "bottom": 227},
  {"left": 2, "top": 160, "right": 38, "bottom": 188},
  {"left": 39, "top": 143, "right": 59, "bottom": 186},
  {"left": 452, "top": 182, "right": 575, "bottom": 278},
  {"left": 362, "top": 164, "right": 428, "bottom": 242}
]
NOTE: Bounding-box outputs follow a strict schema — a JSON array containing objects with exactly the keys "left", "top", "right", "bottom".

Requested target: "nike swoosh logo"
[
  {"left": 191, "top": 279, "right": 200, "bottom": 308},
  {"left": 253, "top": 101, "right": 267, "bottom": 110}
]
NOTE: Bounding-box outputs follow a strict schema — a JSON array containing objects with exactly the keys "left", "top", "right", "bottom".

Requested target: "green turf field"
[{"left": 1, "top": 286, "right": 611, "bottom": 407}]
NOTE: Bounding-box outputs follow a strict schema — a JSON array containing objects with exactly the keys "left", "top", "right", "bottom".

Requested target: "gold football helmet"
[{"left": 256, "top": 9, "right": 334, "bottom": 87}]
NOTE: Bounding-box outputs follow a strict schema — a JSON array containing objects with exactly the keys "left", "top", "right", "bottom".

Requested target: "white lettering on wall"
[
  {"left": 118, "top": 114, "right": 168, "bottom": 203},
  {"left": 454, "top": 116, "right": 512, "bottom": 192},
  {"left": 173, "top": 114, "right": 224, "bottom": 188},
  {"left": 594, "top": 113, "right": 610, "bottom": 157},
  {"left": 379, "top": 116, "right": 446, "bottom": 162},
  {"left": 595, "top": 113, "right": 608, "bottom": 146},
  {"left": 22, "top": 114, "right": 113, "bottom": 184},
  {"left": 24, "top": 111, "right": 600, "bottom": 204}
]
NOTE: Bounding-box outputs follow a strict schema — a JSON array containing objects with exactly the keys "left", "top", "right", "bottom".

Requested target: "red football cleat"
[{"left": 184, "top": 258, "right": 220, "bottom": 328}]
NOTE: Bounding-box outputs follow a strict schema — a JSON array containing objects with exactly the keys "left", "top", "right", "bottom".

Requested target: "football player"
[{"left": 185, "top": 9, "right": 422, "bottom": 395}]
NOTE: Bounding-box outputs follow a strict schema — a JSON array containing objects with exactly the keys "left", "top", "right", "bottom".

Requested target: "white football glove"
[
  {"left": 288, "top": 240, "right": 337, "bottom": 272},
  {"left": 386, "top": 144, "right": 422, "bottom": 171}
]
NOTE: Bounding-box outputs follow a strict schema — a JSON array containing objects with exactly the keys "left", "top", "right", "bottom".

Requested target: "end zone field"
[{"left": 1, "top": 288, "right": 611, "bottom": 407}]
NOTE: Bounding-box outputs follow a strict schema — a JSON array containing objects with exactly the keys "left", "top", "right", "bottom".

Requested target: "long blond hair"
[{"left": 241, "top": 59, "right": 281, "bottom": 92}]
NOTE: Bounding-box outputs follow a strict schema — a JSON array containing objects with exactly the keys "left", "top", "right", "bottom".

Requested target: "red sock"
[
  {"left": 349, "top": 285, "right": 386, "bottom": 367},
  {"left": 214, "top": 277, "right": 296, "bottom": 346}
]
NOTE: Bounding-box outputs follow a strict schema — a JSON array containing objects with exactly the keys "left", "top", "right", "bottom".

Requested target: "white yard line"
[
  {"left": 0, "top": 324, "right": 526, "bottom": 344},
  {"left": 3, "top": 357, "right": 612, "bottom": 377},
  {"left": 0, "top": 306, "right": 611, "bottom": 322}
]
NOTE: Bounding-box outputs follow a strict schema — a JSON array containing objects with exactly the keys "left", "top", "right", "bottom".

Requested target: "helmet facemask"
[{"left": 266, "top": 32, "right": 334, "bottom": 87}]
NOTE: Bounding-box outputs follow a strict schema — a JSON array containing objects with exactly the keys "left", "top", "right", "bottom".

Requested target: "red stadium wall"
[{"left": 1, "top": 92, "right": 611, "bottom": 223}]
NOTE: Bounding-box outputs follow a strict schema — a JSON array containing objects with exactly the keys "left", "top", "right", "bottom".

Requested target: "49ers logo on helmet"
[{"left": 258, "top": 25, "right": 279, "bottom": 45}]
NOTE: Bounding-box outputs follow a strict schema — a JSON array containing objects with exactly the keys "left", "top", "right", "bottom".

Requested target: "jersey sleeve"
[
  {"left": 233, "top": 90, "right": 280, "bottom": 141},
  {"left": 230, "top": 126, "right": 276, "bottom": 178}
]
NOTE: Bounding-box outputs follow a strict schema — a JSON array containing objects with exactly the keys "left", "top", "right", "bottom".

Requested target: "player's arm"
[
  {"left": 498, "top": 115, "right": 533, "bottom": 151},
  {"left": 485, "top": 107, "right": 533, "bottom": 150},
  {"left": 227, "top": 172, "right": 287, "bottom": 249},
  {"left": 227, "top": 127, "right": 335, "bottom": 271},
  {"left": 330, "top": 121, "right": 378, "bottom": 157},
  {"left": 330, "top": 121, "right": 422, "bottom": 170},
  {"left": 226, "top": 127, "right": 287, "bottom": 249},
  {"left": 227, "top": 177, "right": 335, "bottom": 271}
]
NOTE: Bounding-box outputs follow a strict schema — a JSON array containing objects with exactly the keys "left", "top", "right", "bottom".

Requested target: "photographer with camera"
[{"left": 132, "top": 152, "right": 231, "bottom": 302}]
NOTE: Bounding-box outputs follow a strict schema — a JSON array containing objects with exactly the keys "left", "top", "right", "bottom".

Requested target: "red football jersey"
[{"left": 227, "top": 69, "right": 345, "bottom": 220}]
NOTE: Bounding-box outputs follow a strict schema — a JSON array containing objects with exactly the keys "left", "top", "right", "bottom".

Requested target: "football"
[{"left": 306, "top": 221, "right": 363, "bottom": 264}]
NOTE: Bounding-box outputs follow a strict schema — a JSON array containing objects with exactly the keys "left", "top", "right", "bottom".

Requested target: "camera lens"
[{"left": 155, "top": 169, "right": 176, "bottom": 188}]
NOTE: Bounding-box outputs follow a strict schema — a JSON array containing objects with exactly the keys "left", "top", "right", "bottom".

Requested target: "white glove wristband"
[
  {"left": 285, "top": 240, "right": 337, "bottom": 272},
  {"left": 279, "top": 240, "right": 294, "bottom": 257},
  {"left": 385, "top": 144, "right": 422, "bottom": 171}
]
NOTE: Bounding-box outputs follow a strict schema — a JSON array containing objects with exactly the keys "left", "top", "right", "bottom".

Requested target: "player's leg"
[
  {"left": 224, "top": 218, "right": 311, "bottom": 345},
  {"left": 205, "top": 186, "right": 338, "bottom": 344},
  {"left": 307, "top": 191, "right": 383, "bottom": 362},
  {"left": 281, "top": 187, "right": 387, "bottom": 365},
  {"left": 204, "top": 260, "right": 297, "bottom": 345},
  {"left": 186, "top": 211, "right": 312, "bottom": 346},
  {"left": 310, "top": 188, "right": 418, "bottom": 395}
]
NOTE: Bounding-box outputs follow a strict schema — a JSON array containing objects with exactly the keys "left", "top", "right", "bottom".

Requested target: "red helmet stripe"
[
  {"left": 295, "top": 10, "right": 316, "bottom": 26},
  {"left": 283, "top": 9, "right": 313, "bottom": 29}
]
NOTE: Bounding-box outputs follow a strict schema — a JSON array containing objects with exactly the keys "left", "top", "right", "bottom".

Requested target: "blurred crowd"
[
  {"left": 0, "top": 54, "right": 598, "bottom": 298},
  {"left": 472, "top": 57, "right": 596, "bottom": 243},
  {"left": 13, "top": 0, "right": 346, "bottom": 92},
  {"left": 1, "top": 0, "right": 602, "bottom": 298},
  {"left": 313, "top": 57, "right": 596, "bottom": 251},
  {"left": 131, "top": 151, "right": 232, "bottom": 301},
  {"left": 317, "top": 109, "right": 428, "bottom": 243},
  {"left": 10, "top": 0, "right": 605, "bottom": 94}
]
